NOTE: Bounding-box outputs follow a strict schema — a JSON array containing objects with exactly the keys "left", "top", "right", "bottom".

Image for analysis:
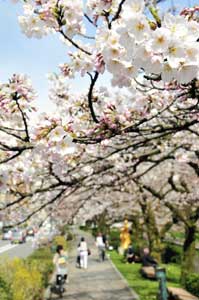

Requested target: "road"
[{"left": 0, "top": 239, "right": 34, "bottom": 259}]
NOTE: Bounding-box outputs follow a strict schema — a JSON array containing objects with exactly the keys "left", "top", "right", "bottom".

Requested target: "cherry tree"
[{"left": 0, "top": 0, "right": 198, "bottom": 282}]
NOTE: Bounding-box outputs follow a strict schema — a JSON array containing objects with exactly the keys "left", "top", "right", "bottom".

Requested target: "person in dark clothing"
[
  {"left": 142, "top": 247, "right": 158, "bottom": 267},
  {"left": 126, "top": 245, "right": 135, "bottom": 263},
  {"left": 102, "top": 234, "right": 107, "bottom": 246},
  {"left": 76, "top": 243, "right": 81, "bottom": 268}
]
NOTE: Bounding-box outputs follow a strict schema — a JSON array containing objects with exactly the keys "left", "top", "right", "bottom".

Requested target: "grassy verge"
[
  {"left": 109, "top": 251, "right": 181, "bottom": 300},
  {"left": 0, "top": 234, "right": 70, "bottom": 300},
  {"left": 168, "top": 231, "right": 199, "bottom": 243}
]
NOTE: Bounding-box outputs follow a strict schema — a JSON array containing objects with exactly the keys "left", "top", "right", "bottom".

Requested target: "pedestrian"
[
  {"left": 79, "top": 237, "right": 88, "bottom": 269},
  {"left": 76, "top": 243, "right": 81, "bottom": 268},
  {"left": 102, "top": 233, "right": 108, "bottom": 249},
  {"left": 53, "top": 245, "right": 68, "bottom": 283},
  {"left": 96, "top": 232, "right": 105, "bottom": 261}
]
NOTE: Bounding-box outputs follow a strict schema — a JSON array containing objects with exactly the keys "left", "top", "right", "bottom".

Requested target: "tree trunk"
[
  {"left": 130, "top": 214, "right": 144, "bottom": 249},
  {"left": 140, "top": 201, "right": 163, "bottom": 262},
  {"left": 181, "top": 225, "right": 196, "bottom": 284}
]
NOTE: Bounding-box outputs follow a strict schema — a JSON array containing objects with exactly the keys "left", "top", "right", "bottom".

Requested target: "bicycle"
[{"left": 50, "top": 274, "right": 67, "bottom": 298}]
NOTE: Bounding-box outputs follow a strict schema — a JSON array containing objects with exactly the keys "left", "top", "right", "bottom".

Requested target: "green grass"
[
  {"left": 109, "top": 251, "right": 181, "bottom": 300},
  {"left": 169, "top": 231, "right": 199, "bottom": 243}
]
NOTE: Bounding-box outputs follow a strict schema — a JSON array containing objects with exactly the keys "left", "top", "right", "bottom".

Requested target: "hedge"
[
  {"left": 162, "top": 243, "right": 182, "bottom": 264},
  {"left": 53, "top": 235, "right": 67, "bottom": 250},
  {"left": 0, "top": 276, "right": 11, "bottom": 300},
  {"left": 185, "top": 273, "right": 199, "bottom": 297},
  {"left": 27, "top": 247, "right": 54, "bottom": 287},
  {"left": 0, "top": 246, "right": 54, "bottom": 300},
  {"left": 108, "top": 230, "right": 121, "bottom": 250}
]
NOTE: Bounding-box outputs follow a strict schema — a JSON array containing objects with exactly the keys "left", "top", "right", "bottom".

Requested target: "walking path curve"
[{"left": 61, "top": 230, "right": 139, "bottom": 300}]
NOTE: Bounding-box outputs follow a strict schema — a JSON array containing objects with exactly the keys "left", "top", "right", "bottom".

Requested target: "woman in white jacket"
[{"left": 79, "top": 237, "right": 88, "bottom": 269}]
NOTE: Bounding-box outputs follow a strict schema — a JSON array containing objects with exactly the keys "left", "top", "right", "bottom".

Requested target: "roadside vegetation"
[
  {"left": 107, "top": 229, "right": 199, "bottom": 299},
  {"left": 0, "top": 235, "right": 69, "bottom": 300},
  {"left": 109, "top": 251, "right": 181, "bottom": 300},
  {"left": 84, "top": 223, "right": 199, "bottom": 299}
]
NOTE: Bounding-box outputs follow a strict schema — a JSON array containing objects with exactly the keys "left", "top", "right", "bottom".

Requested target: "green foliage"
[
  {"left": 109, "top": 250, "right": 181, "bottom": 300},
  {"left": 0, "top": 288, "right": 9, "bottom": 300},
  {"left": 0, "top": 246, "right": 54, "bottom": 300},
  {"left": 185, "top": 273, "right": 199, "bottom": 297},
  {"left": 91, "top": 227, "right": 98, "bottom": 237},
  {"left": 53, "top": 235, "right": 67, "bottom": 250},
  {"left": 162, "top": 243, "right": 182, "bottom": 264},
  {"left": 11, "top": 258, "right": 42, "bottom": 300},
  {"left": 27, "top": 247, "right": 54, "bottom": 287},
  {"left": 66, "top": 232, "right": 73, "bottom": 241},
  {"left": 59, "top": 224, "right": 72, "bottom": 236},
  {"left": 130, "top": 240, "right": 146, "bottom": 257},
  {"left": 0, "top": 276, "right": 11, "bottom": 300},
  {"left": 0, "top": 258, "right": 42, "bottom": 300},
  {"left": 108, "top": 230, "right": 120, "bottom": 250},
  {"left": 28, "top": 247, "right": 52, "bottom": 260},
  {"left": 79, "top": 225, "right": 89, "bottom": 231},
  {"left": 169, "top": 230, "right": 199, "bottom": 243},
  {"left": 170, "top": 231, "right": 185, "bottom": 240}
]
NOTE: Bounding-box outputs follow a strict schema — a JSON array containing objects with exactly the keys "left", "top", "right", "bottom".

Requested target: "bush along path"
[
  {"left": 0, "top": 235, "right": 68, "bottom": 300},
  {"left": 0, "top": 246, "right": 54, "bottom": 300},
  {"left": 55, "top": 230, "right": 138, "bottom": 300}
]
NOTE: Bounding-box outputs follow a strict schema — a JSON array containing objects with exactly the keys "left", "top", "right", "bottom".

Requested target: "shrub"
[
  {"left": 11, "top": 259, "right": 42, "bottom": 300},
  {"left": 162, "top": 243, "right": 182, "bottom": 264},
  {"left": 0, "top": 288, "right": 9, "bottom": 300},
  {"left": 53, "top": 235, "right": 67, "bottom": 250},
  {"left": 0, "top": 258, "right": 43, "bottom": 300},
  {"left": 0, "top": 259, "right": 15, "bottom": 291},
  {"left": 108, "top": 230, "right": 120, "bottom": 250},
  {"left": 185, "top": 273, "right": 199, "bottom": 297},
  {"left": 91, "top": 227, "right": 98, "bottom": 237},
  {"left": 26, "top": 258, "right": 53, "bottom": 288},
  {"left": 79, "top": 225, "right": 88, "bottom": 231},
  {"left": 0, "top": 276, "right": 11, "bottom": 300},
  {"left": 27, "top": 247, "right": 54, "bottom": 287},
  {"left": 59, "top": 224, "right": 69, "bottom": 235},
  {"left": 0, "top": 246, "right": 54, "bottom": 300},
  {"left": 28, "top": 247, "right": 52, "bottom": 260},
  {"left": 130, "top": 240, "right": 146, "bottom": 257},
  {"left": 66, "top": 232, "right": 73, "bottom": 241}
]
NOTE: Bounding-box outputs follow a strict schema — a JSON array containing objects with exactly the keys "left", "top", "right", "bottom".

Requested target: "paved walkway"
[{"left": 58, "top": 231, "right": 138, "bottom": 300}]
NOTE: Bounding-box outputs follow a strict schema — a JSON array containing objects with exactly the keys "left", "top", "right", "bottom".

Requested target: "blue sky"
[{"left": 0, "top": 0, "right": 196, "bottom": 112}]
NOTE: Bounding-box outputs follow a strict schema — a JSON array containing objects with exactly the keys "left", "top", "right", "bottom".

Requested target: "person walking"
[
  {"left": 96, "top": 232, "right": 105, "bottom": 261},
  {"left": 76, "top": 243, "right": 81, "bottom": 268},
  {"left": 79, "top": 237, "right": 88, "bottom": 269},
  {"left": 53, "top": 245, "right": 68, "bottom": 283}
]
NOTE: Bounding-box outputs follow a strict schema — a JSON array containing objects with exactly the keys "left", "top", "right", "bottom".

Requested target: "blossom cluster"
[
  {"left": 16, "top": 0, "right": 199, "bottom": 87},
  {"left": 0, "top": 74, "right": 35, "bottom": 110},
  {"left": 0, "top": 74, "right": 36, "bottom": 132},
  {"left": 96, "top": 0, "right": 199, "bottom": 86},
  {"left": 3, "top": 0, "right": 199, "bottom": 227},
  {"left": 18, "top": 0, "right": 85, "bottom": 39}
]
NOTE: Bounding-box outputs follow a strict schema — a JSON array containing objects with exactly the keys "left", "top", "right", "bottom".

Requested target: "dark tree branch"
[
  {"left": 87, "top": 71, "right": 99, "bottom": 123},
  {"left": 111, "top": 0, "right": 126, "bottom": 26},
  {"left": 14, "top": 96, "right": 30, "bottom": 142},
  {"left": 84, "top": 13, "right": 98, "bottom": 27},
  {"left": 59, "top": 30, "right": 92, "bottom": 56}
]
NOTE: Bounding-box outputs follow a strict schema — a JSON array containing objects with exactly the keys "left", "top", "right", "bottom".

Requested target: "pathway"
[{"left": 60, "top": 230, "right": 138, "bottom": 300}]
